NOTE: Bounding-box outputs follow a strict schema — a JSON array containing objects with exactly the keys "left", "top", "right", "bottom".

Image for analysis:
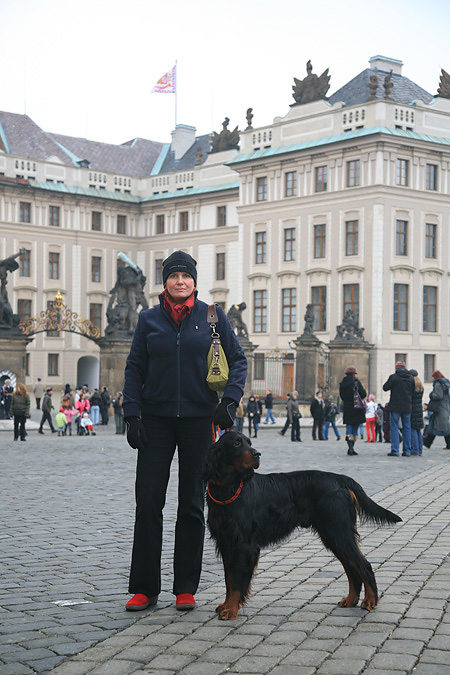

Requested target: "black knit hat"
[{"left": 162, "top": 251, "right": 197, "bottom": 285}]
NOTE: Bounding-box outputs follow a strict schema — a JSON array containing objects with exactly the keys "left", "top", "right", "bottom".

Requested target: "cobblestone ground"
[{"left": 1, "top": 419, "right": 449, "bottom": 674}]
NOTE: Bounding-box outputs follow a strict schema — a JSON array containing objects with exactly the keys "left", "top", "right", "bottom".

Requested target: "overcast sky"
[{"left": 1, "top": 0, "right": 449, "bottom": 146}]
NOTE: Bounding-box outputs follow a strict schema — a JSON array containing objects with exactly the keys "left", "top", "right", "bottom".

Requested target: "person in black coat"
[
  {"left": 409, "top": 369, "right": 424, "bottom": 455},
  {"left": 246, "top": 395, "right": 259, "bottom": 438},
  {"left": 310, "top": 391, "right": 325, "bottom": 440},
  {"left": 383, "top": 361, "right": 415, "bottom": 457},
  {"left": 339, "top": 366, "right": 367, "bottom": 455},
  {"left": 100, "top": 386, "right": 111, "bottom": 425}
]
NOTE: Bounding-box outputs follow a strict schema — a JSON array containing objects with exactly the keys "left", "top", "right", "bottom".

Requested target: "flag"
[{"left": 151, "top": 65, "right": 176, "bottom": 94}]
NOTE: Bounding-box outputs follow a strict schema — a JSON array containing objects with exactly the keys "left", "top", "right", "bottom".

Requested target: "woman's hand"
[
  {"left": 125, "top": 417, "right": 148, "bottom": 451},
  {"left": 214, "top": 398, "right": 237, "bottom": 430}
]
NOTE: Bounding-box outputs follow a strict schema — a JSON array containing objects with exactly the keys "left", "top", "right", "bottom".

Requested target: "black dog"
[{"left": 206, "top": 431, "right": 401, "bottom": 620}]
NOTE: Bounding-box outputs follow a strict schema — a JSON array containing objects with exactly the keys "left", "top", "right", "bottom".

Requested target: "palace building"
[{"left": 1, "top": 55, "right": 450, "bottom": 398}]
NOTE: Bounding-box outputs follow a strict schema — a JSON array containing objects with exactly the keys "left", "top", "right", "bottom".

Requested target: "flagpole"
[{"left": 175, "top": 60, "right": 178, "bottom": 128}]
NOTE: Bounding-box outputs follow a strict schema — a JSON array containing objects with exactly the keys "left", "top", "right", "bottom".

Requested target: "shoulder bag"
[
  {"left": 353, "top": 385, "right": 366, "bottom": 411},
  {"left": 206, "top": 304, "right": 229, "bottom": 392}
]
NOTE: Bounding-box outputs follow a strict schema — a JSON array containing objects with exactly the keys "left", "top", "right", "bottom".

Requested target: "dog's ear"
[{"left": 205, "top": 436, "right": 226, "bottom": 482}]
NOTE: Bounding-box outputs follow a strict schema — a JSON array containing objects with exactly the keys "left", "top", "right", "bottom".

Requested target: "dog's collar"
[{"left": 207, "top": 480, "right": 244, "bottom": 505}]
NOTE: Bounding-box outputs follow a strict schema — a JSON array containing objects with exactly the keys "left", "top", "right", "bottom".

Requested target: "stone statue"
[
  {"left": 245, "top": 108, "right": 254, "bottom": 130},
  {"left": 368, "top": 73, "right": 379, "bottom": 100},
  {"left": 292, "top": 60, "right": 331, "bottom": 105},
  {"left": 302, "top": 303, "right": 316, "bottom": 336},
  {"left": 0, "top": 250, "right": 24, "bottom": 328},
  {"left": 437, "top": 68, "right": 450, "bottom": 99},
  {"left": 227, "top": 302, "right": 249, "bottom": 339},
  {"left": 210, "top": 117, "right": 240, "bottom": 153},
  {"left": 105, "top": 255, "right": 149, "bottom": 336},
  {"left": 333, "top": 309, "right": 366, "bottom": 343},
  {"left": 383, "top": 72, "right": 394, "bottom": 98}
]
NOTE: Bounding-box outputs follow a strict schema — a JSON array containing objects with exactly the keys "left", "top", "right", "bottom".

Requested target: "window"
[
  {"left": 284, "top": 228, "right": 296, "bottom": 262},
  {"left": 19, "top": 249, "right": 31, "bottom": 277},
  {"left": 155, "top": 258, "right": 163, "bottom": 285},
  {"left": 179, "top": 211, "right": 189, "bottom": 232},
  {"left": 48, "top": 353, "right": 59, "bottom": 377},
  {"left": 423, "top": 286, "right": 437, "bottom": 332},
  {"left": 315, "top": 166, "right": 328, "bottom": 192},
  {"left": 48, "top": 252, "right": 60, "bottom": 280},
  {"left": 49, "top": 205, "right": 60, "bottom": 227},
  {"left": 216, "top": 252, "right": 225, "bottom": 281},
  {"left": 253, "top": 290, "right": 267, "bottom": 332},
  {"left": 426, "top": 164, "right": 438, "bottom": 190},
  {"left": 314, "top": 224, "right": 326, "bottom": 258},
  {"left": 156, "top": 214, "right": 165, "bottom": 234},
  {"left": 117, "top": 215, "right": 126, "bottom": 234},
  {"left": 256, "top": 176, "right": 268, "bottom": 202},
  {"left": 25, "top": 353, "right": 30, "bottom": 377},
  {"left": 395, "top": 353, "right": 407, "bottom": 368},
  {"left": 217, "top": 206, "right": 227, "bottom": 227},
  {"left": 425, "top": 223, "right": 437, "bottom": 259},
  {"left": 346, "top": 160, "right": 360, "bottom": 187},
  {"left": 282, "top": 288, "right": 296, "bottom": 332},
  {"left": 89, "top": 303, "right": 102, "bottom": 333},
  {"left": 17, "top": 299, "right": 32, "bottom": 324},
  {"left": 254, "top": 354, "right": 265, "bottom": 380},
  {"left": 396, "top": 159, "right": 409, "bottom": 186},
  {"left": 345, "top": 220, "right": 359, "bottom": 255},
  {"left": 91, "top": 256, "right": 101, "bottom": 283},
  {"left": 396, "top": 220, "right": 408, "bottom": 255},
  {"left": 343, "top": 284, "right": 359, "bottom": 322},
  {"left": 20, "top": 202, "right": 31, "bottom": 223},
  {"left": 424, "top": 354, "right": 436, "bottom": 382},
  {"left": 311, "top": 286, "right": 327, "bottom": 331},
  {"left": 285, "top": 171, "right": 297, "bottom": 197},
  {"left": 393, "top": 283, "right": 408, "bottom": 331},
  {"left": 91, "top": 211, "right": 102, "bottom": 231},
  {"left": 255, "top": 231, "right": 266, "bottom": 264}
]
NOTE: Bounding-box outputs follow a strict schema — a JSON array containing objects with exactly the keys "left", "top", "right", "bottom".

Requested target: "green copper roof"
[
  {"left": 141, "top": 181, "right": 239, "bottom": 202},
  {"left": 227, "top": 127, "right": 450, "bottom": 165},
  {"left": 27, "top": 179, "right": 141, "bottom": 202}
]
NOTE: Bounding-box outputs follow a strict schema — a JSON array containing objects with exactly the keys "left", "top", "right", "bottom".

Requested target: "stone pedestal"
[
  {"left": 328, "top": 342, "right": 372, "bottom": 400},
  {"left": 0, "top": 331, "right": 32, "bottom": 387},
  {"left": 98, "top": 338, "right": 132, "bottom": 400},
  {"left": 237, "top": 337, "right": 258, "bottom": 399},
  {"left": 293, "top": 335, "right": 324, "bottom": 403}
]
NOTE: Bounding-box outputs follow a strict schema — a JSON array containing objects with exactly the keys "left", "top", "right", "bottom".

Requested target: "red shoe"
[
  {"left": 176, "top": 593, "right": 196, "bottom": 610},
  {"left": 125, "top": 593, "right": 158, "bottom": 611}
]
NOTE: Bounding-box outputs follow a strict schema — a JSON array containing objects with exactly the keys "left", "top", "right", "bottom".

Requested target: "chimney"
[
  {"left": 369, "top": 55, "right": 403, "bottom": 75},
  {"left": 170, "top": 124, "right": 196, "bottom": 160}
]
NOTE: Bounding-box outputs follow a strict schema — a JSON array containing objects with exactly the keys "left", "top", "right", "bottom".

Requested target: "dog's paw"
[
  {"left": 361, "top": 597, "right": 377, "bottom": 611},
  {"left": 338, "top": 594, "right": 359, "bottom": 608},
  {"left": 218, "top": 605, "right": 239, "bottom": 620},
  {"left": 215, "top": 602, "right": 226, "bottom": 614}
]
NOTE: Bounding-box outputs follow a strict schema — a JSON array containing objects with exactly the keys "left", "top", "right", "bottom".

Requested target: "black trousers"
[
  {"left": 129, "top": 415, "right": 213, "bottom": 598},
  {"left": 14, "top": 415, "right": 26, "bottom": 440},
  {"left": 39, "top": 410, "right": 55, "bottom": 432}
]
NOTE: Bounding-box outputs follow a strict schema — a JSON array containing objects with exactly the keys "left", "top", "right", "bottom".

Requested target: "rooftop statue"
[
  {"left": 367, "top": 73, "right": 379, "bottom": 100},
  {"left": 383, "top": 71, "right": 394, "bottom": 98},
  {"left": 227, "top": 302, "right": 249, "bottom": 339},
  {"left": 105, "top": 253, "right": 149, "bottom": 337},
  {"left": 210, "top": 117, "right": 240, "bottom": 153},
  {"left": 292, "top": 60, "right": 331, "bottom": 105},
  {"left": 437, "top": 68, "right": 450, "bottom": 99},
  {"left": 245, "top": 108, "right": 254, "bottom": 130},
  {"left": 0, "top": 250, "right": 24, "bottom": 328}
]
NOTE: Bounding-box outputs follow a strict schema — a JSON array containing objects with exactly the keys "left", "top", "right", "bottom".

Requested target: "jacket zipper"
[{"left": 176, "top": 328, "right": 181, "bottom": 417}]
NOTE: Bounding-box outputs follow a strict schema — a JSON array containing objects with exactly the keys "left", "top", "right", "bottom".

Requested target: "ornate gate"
[{"left": 19, "top": 291, "right": 101, "bottom": 341}]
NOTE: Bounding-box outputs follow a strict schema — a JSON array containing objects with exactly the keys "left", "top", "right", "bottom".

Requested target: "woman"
[
  {"left": 287, "top": 390, "right": 302, "bottom": 442},
  {"left": 423, "top": 370, "right": 450, "bottom": 450},
  {"left": 75, "top": 392, "right": 90, "bottom": 435},
  {"left": 365, "top": 394, "right": 377, "bottom": 442},
  {"left": 409, "top": 369, "right": 424, "bottom": 455},
  {"left": 310, "top": 391, "right": 325, "bottom": 440},
  {"left": 112, "top": 392, "right": 124, "bottom": 435},
  {"left": 122, "top": 251, "right": 247, "bottom": 612},
  {"left": 339, "top": 366, "right": 367, "bottom": 455},
  {"left": 246, "top": 395, "right": 259, "bottom": 438},
  {"left": 11, "top": 383, "right": 30, "bottom": 441}
]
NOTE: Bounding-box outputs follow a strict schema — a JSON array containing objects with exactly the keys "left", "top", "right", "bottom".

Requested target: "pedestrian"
[
  {"left": 38, "top": 388, "right": 56, "bottom": 434},
  {"left": 287, "top": 390, "right": 302, "bottom": 441},
  {"left": 80, "top": 411, "right": 96, "bottom": 436},
  {"left": 63, "top": 405, "right": 76, "bottom": 436},
  {"left": 339, "top": 366, "right": 367, "bottom": 455},
  {"left": 112, "top": 392, "right": 124, "bottom": 434},
  {"left": 55, "top": 408, "right": 67, "bottom": 436},
  {"left": 89, "top": 389, "right": 102, "bottom": 426},
  {"left": 235, "top": 397, "right": 244, "bottom": 432},
  {"left": 323, "top": 395, "right": 340, "bottom": 440},
  {"left": 365, "top": 394, "right": 377, "bottom": 442},
  {"left": 263, "top": 389, "right": 276, "bottom": 424},
  {"left": 11, "top": 383, "right": 30, "bottom": 441},
  {"left": 122, "top": 250, "right": 247, "bottom": 612},
  {"left": 33, "top": 377, "right": 45, "bottom": 410},
  {"left": 278, "top": 394, "right": 292, "bottom": 436},
  {"left": 310, "top": 391, "right": 325, "bottom": 440},
  {"left": 375, "top": 404, "right": 384, "bottom": 442},
  {"left": 247, "top": 394, "right": 259, "bottom": 438},
  {"left": 422, "top": 370, "right": 450, "bottom": 450},
  {"left": 383, "top": 361, "right": 415, "bottom": 457},
  {"left": 409, "top": 370, "right": 424, "bottom": 456},
  {"left": 75, "top": 392, "right": 90, "bottom": 435},
  {"left": 1, "top": 379, "right": 14, "bottom": 419},
  {"left": 383, "top": 402, "right": 391, "bottom": 442},
  {"left": 100, "top": 386, "right": 110, "bottom": 425}
]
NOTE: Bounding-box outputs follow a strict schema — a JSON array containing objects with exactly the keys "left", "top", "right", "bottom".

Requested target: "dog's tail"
[{"left": 341, "top": 476, "right": 402, "bottom": 526}]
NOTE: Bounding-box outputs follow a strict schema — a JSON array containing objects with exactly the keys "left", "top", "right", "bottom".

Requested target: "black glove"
[
  {"left": 214, "top": 398, "right": 237, "bottom": 430},
  {"left": 125, "top": 416, "right": 148, "bottom": 451}
]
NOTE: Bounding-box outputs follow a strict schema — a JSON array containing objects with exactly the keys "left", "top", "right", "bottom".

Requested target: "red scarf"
[{"left": 162, "top": 290, "right": 195, "bottom": 326}]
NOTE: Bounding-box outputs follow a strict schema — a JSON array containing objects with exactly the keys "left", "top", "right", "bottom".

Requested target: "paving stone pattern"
[{"left": 1, "top": 423, "right": 449, "bottom": 674}]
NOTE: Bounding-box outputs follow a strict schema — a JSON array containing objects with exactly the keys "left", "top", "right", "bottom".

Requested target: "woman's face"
[{"left": 165, "top": 272, "right": 195, "bottom": 302}]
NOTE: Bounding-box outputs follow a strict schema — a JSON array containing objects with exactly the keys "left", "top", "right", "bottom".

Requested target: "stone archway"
[{"left": 76, "top": 356, "right": 99, "bottom": 390}]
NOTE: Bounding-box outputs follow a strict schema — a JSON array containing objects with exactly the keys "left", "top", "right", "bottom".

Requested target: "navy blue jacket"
[{"left": 122, "top": 294, "right": 247, "bottom": 419}]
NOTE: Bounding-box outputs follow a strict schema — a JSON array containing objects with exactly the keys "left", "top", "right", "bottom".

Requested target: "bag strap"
[
  {"left": 207, "top": 304, "right": 218, "bottom": 325},
  {"left": 207, "top": 304, "right": 222, "bottom": 364}
]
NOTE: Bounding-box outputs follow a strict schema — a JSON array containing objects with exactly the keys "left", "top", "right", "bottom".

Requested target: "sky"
[{"left": 1, "top": 0, "right": 449, "bottom": 146}]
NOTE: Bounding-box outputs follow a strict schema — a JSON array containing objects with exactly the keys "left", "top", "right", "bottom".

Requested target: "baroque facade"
[{"left": 1, "top": 55, "right": 450, "bottom": 398}]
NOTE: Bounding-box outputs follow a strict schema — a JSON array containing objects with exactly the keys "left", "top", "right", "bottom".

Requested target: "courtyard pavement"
[{"left": 1, "top": 413, "right": 449, "bottom": 674}]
